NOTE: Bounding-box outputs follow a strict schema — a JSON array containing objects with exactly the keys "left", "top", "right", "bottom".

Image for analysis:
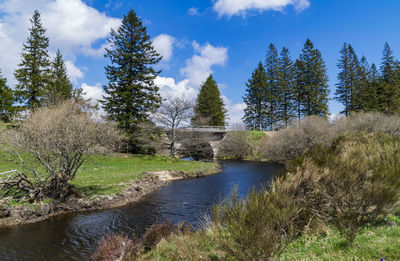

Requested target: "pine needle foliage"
[
  {"left": 193, "top": 74, "right": 227, "bottom": 126},
  {"left": 243, "top": 62, "right": 268, "bottom": 130},
  {"left": 101, "top": 9, "right": 162, "bottom": 134},
  {"left": 44, "top": 50, "right": 74, "bottom": 106},
  {"left": 14, "top": 10, "right": 50, "bottom": 111}
]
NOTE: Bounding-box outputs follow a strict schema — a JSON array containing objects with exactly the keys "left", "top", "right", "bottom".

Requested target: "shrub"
[
  {"left": 218, "top": 131, "right": 253, "bottom": 160},
  {"left": 210, "top": 188, "right": 302, "bottom": 260},
  {"left": 92, "top": 234, "right": 131, "bottom": 261},
  {"left": 2, "top": 101, "right": 121, "bottom": 200},
  {"left": 260, "top": 116, "right": 336, "bottom": 161},
  {"left": 143, "top": 222, "right": 175, "bottom": 250},
  {"left": 335, "top": 112, "right": 400, "bottom": 137},
  {"left": 282, "top": 133, "right": 400, "bottom": 244}
]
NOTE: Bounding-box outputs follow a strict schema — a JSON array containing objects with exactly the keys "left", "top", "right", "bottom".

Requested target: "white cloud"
[
  {"left": 155, "top": 41, "right": 227, "bottom": 100},
  {"left": 223, "top": 95, "right": 246, "bottom": 125},
  {"left": 188, "top": 7, "right": 200, "bottom": 16},
  {"left": 180, "top": 41, "right": 228, "bottom": 88},
  {"left": 213, "top": 0, "right": 310, "bottom": 17},
  {"left": 0, "top": 0, "right": 120, "bottom": 85},
  {"left": 81, "top": 82, "right": 105, "bottom": 106},
  {"left": 65, "top": 60, "right": 84, "bottom": 83},
  {"left": 152, "top": 34, "right": 176, "bottom": 61}
]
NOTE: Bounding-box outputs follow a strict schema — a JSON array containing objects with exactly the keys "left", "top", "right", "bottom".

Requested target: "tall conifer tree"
[
  {"left": 193, "top": 75, "right": 227, "bottom": 126},
  {"left": 296, "top": 39, "right": 329, "bottom": 117},
  {"left": 378, "top": 42, "right": 400, "bottom": 113},
  {"left": 277, "top": 47, "right": 296, "bottom": 127},
  {"left": 335, "top": 44, "right": 364, "bottom": 115},
  {"left": 14, "top": 10, "right": 50, "bottom": 110},
  {"left": 45, "top": 50, "right": 74, "bottom": 105},
  {"left": 101, "top": 9, "right": 162, "bottom": 134},
  {"left": 0, "top": 70, "right": 14, "bottom": 122},
  {"left": 264, "top": 44, "right": 280, "bottom": 130},
  {"left": 294, "top": 59, "right": 305, "bottom": 120},
  {"left": 359, "top": 58, "right": 379, "bottom": 111},
  {"left": 243, "top": 62, "right": 268, "bottom": 130}
]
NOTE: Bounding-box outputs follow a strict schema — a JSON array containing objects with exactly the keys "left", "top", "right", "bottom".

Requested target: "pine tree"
[
  {"left": 243, "top": 62, "right": 268, "bottom": 130},
  {"left": 14, "top": 10, "right": 50, "bottom": 110},
  {"left": 193, "top": 74, "right": 227, "bottom": 126},
  {"left": 277, "top": 47, "right": 296, "bottom": 127},
  {"left": 101, "top": 9, "right": 162, "bottom": 134},
  {"left": 45, "top": 50, "right": 74, "bottom": 106},
  {"left": 296, "top": 39, "right": 329, "bottom": 117},
  {"left": 359, "top": 58, "right": 379, "bottom": 111},
  {"left": 335, "top": 44, "right": 364, "bottom": 115},
  {"left": 0, "top": 70, "right": 14, "bottom": 122},
  {"left": 377, "top": 42, "right": 400, "bottom": 113},
  {"left": 264, "top": 43, "right": 280, "bottom": 130},
  {"left": 294, "top": 59, "right": 305, "bottom": 120}
]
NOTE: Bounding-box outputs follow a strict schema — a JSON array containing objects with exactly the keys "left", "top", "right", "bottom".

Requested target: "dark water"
[{"left": 0, "top": 161, "right": 282, "bottom": 261}]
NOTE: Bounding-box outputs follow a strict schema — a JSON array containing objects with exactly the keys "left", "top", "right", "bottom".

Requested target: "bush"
[
  {"left": 282, "top": 133, "right": 400, "bottom": 243},
  {"left": 143, "top": 222, "right": 175, "bottom": 250},
  {"left": 336, "top": 112, "right": 400, "bottom": 137},
  {"left": 260, "top": 116, "right": 336, "bottom": 161},
  {"left": 1, "top": 101, "right": 121, "bottom": 200},
  {"left": 218, "top": 131, "right": 253, "bottom": 160},
  {"left": 210, "top": 188, "right": 302, "bottom": 260},
  {"left": 92, "top": 234, "right": 132, "bottom": 261}
]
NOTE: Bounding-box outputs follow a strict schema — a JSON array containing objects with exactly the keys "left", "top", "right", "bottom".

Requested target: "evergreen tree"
[
  {"left": 0, "top": 71, "right": 14, "bottom": 122},
  {"left": 296, "top": 39, "right": 329, "bottom": 117},
  {"left": 377, "top": 42, "right": 400, "bottom": 113},
  {"left": 264, "top": 43, "right": 280, "bottom": 130},
  {"left": 45, "top": 50, "right": 74, "bottom": 105},
  {"left": 335, "top": 44, "right": 364, "bottom": 115},
  {"left": 101, "top": 9, "right": 162, "bottom": 134},
  {"left": 294, "top": 59, "right": 305, "bottom": 120},
  {"left": 359, "top": 58, "right": 379, "bottom": 111},
  {"left": 243, "top": 62, "right": 268, "bottom": 130},
  {"left": 193, "top": 74, "right": 227, "bottom": 126},
  {"left": 277, "top": 47, "right": 296, "bottom": 127},
  {"left": 14, "top": 10, "right": 50, "bottom": 110}
]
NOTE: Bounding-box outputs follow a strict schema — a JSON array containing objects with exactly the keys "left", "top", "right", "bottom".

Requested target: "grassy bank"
[
  {"left": 144, "top": 216, "right": 400, "bottom": 260},
  {"left": 0, "top": 153, "right": 217, "bottom": 198}
]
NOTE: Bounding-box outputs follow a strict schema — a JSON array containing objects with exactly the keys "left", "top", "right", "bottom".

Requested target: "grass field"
[{"left": 0, "top": 153, "right": 217, "bottom": 197}]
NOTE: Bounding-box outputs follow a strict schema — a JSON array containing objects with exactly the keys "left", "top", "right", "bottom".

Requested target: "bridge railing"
[{"left": 188, "top": 126, "right": 228, "bottom": 132}]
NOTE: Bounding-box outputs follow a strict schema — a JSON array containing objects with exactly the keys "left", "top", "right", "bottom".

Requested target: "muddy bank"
[{"left": 0, "top": 167, "right": 220, "bottom": 228}]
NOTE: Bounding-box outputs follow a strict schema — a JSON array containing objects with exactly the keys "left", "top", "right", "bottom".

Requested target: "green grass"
[
  {"left": 248, "top": 130, "right": 266, "bottom": 145},
  {"left": 0, "top": 152, "right": 217, "bottom": 197},
  {"left": 144, "top": 216, "right": 400, "bottom": 261},
  {"left": 281, "top": 216, "right": 400, "bottom": 260}
]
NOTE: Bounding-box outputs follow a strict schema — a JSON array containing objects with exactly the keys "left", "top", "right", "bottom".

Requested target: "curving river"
[{"left": 0, "top": 161, "right": 282, "bottom": 261}]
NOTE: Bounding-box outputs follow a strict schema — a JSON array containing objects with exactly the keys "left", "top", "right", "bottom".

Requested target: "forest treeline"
[{"left": 243, "top": 40, "right": 400, "bottom": 130}]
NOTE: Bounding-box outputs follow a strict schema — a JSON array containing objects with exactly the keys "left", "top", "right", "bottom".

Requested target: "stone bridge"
[{"left": 161, "top": 126, "right": 230, "bottom": 159}]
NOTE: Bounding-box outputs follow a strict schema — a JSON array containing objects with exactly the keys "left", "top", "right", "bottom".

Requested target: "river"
[{"left": 0, "top": 161, "right": 282, "bottom": 261}]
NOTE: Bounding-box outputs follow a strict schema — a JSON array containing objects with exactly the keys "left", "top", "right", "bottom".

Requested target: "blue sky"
[{"left": 1, "top": 0, "right": 400, "bottom": 123}]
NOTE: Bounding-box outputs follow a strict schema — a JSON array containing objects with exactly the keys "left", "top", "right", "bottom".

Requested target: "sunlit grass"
[{"left": 0, "top": 152, "right": 217, "bottom": 197}]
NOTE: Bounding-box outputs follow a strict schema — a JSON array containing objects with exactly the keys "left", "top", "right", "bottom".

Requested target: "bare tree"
[
  {"left": 1, "top": 101, "right": 120, "bottom": 200},
  {"left": 155, "top": 95, "right": 193, "bottom": 157}
]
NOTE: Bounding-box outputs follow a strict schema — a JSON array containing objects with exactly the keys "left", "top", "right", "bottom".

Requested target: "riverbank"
[
  {"left": 144, "top": 216, "right": 400, "bottom": 260},
  {"left": 0, "top": 154, "right": 220, "bottom": 227}
]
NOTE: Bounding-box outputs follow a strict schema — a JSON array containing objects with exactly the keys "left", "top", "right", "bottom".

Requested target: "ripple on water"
[{"left": 0, "top": 161, "right": 282, "bottom": 261}]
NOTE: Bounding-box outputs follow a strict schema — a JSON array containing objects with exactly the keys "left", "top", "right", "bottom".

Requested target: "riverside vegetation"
[{"left": 92, "top": 112, "right": 400, "bottom": 261}]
